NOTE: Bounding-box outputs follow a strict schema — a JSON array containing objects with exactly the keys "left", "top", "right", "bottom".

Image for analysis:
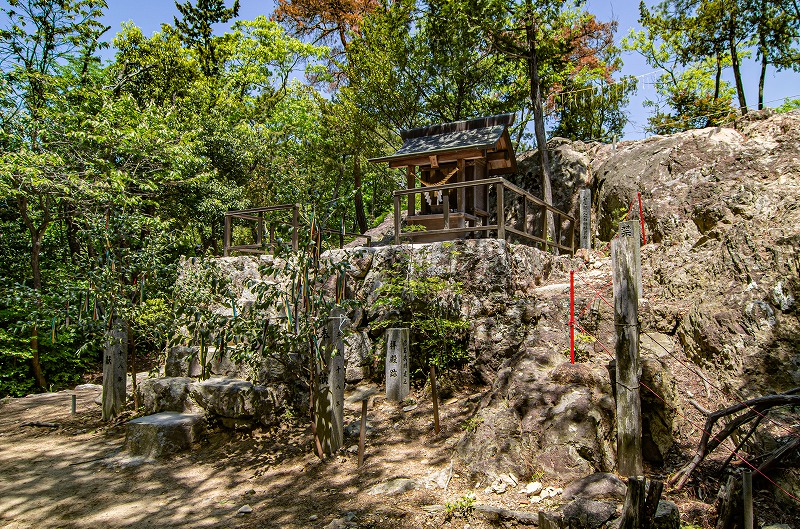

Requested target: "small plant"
[
  {"left": 462, "top": 415, "right": 484, "bottom": 432},
  {"left": 402, "top": 223, "right": 428, "bottom": 233},
  {"left": 444, "top": 492, "right": 475, "bottom": 520}
]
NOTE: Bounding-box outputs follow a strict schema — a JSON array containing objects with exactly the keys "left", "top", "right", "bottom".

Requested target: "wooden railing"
[
  {"left": 223, "top": 204, "right": 299, "bottom": 256},
  {"left": 223, "top": 204, "right": 372, "bottom": 256},
  {"left": 392, "top": 177, "right": 576, "bottom": 254}
]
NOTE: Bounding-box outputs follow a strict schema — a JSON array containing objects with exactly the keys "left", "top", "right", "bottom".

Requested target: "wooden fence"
[
  {"left": 392, "top": 177, "right": 576, "bottom": 254},
  {"left": 223, "top": 204, "right": 372, "bottom": 256}
]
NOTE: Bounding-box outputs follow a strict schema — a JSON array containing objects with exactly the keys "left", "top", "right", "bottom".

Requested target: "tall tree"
[
  {"left": 473, "top": 0, "right": 616, "bottom": 239},
  {"left": 174, "top": 0, "right": 240, "bottom": 77},
  {"left": 0, "top": 0, "right": 108, "bottom": 387}
]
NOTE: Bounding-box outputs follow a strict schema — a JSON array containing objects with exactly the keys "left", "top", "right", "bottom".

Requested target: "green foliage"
[
  {"left": 776, "top": 98, "right": 800, "bottom": 113},
  {"left": 371, "top": 247, "right": 469, "bottom": 376},
  {"left": 444, "top": 492, "right": 476, "bottom": 520},
  {"left": 461, "top": 415, "right": 484, "bottom": 432},
  {"left": 623, "top": 17, "right": 738, "bottom": 134}
]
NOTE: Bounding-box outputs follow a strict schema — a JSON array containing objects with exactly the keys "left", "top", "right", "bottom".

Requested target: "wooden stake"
[
  {"left": 612, "top": 221, "right": 643, "bottom": 476},
  {"left": 743, "top": 471, "right": 753, "bottom": 529},
  {"left": 430, "top": 365, "right": 440, "bottom": 434},
  {"left": 358, "top": 399, "right": 367, "bottom": 467},
  {"left": 619, "top": 476, "right": 646, "bottom": 529}
]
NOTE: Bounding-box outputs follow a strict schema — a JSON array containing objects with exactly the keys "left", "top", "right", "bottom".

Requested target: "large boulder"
[
  {"left": 189, "top": 377, "right": 284, "bottom": 427},
  {"left": 458, "top": 356, "right": 616, "bottom": 482},
  {"left": 136, "top": 377, "right": 195, "bottom": 415},
  {"left": 592, "top": 110, "right": 800, "bottom": 393}
]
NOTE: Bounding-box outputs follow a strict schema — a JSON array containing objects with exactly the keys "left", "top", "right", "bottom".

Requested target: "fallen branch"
[
  {"left": 21, "top": 421, "right": 60, "bottom": 428},
  {"left": 670, "top": 389, "right": 800, "bottom": 489}
]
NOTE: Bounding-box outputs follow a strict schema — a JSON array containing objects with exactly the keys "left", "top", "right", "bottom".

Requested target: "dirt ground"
[
  {"left": 2, "top": 378, "right": 798, "bottom": 529},
  {"left": 0, "top": 382, "right": 539, "bottom": 529}
]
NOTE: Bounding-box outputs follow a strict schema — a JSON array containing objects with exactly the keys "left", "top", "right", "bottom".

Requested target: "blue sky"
[{"left": 98, "top": 0, "right": 800, "bottom": 141}]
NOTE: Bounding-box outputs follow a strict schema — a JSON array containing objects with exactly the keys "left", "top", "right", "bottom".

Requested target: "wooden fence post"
[
  {"left": 223, "top": 214, "right": 231, "bottom": 256},
  {"left": 291, "top": 204, "right": 299, "bottom": 251},
  {"left": 612, "top": 220, "right": 643, "bottom": 476},
  {"left": 496, "top": 182, "right": 505, "bottom": 240},
  {"left": 394, "top": 192, "right": 401, "bottom": 245}
]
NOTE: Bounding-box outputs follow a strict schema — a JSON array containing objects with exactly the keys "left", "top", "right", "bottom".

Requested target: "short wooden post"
[
  {"left": 385, "top": 328, "right": 410, "bottom": 402},
  {"left": 743, "top": 471, "right": 753, "bottom": 529},
  {"left": 269, "top": 224, "right": 276, "bottom": 254},
  {"left": 619, "top": 476, "right": 646, "bottom": 529},
  {"left": 394, "top": 192, "right": 401, "bottom": 245},
  {"left": 346, "top": 386, "right": 378, "bottom": 468},
  {"left": 555, "top": 212, "right": 563, "bottom": 252},
  {"left": 359, "top": 399, "right": 368, "bottom": 465},
  {"left": 291, "top": 204, "right": 299, "bottom": 251},
  {"left": 256, "top": 211, "right": 264, "bottom": 249},
  {"left": 223, "top": 214, "right": 231, "bottom": 256},
  {"left": 71, "top": 393, "right": 77, "bottom": 415},
  {"left": 443, "top": 195, "right": 450, "bottom": 230},
  {"left": 522, "top": 196, "right": 529, "bottom": 234},
  {"left": 612, "top": 220, "right": 643, "bottom": 476},
  {"left": 430, "top": 365, "right": 440, "bottom": 434},
  {"left": 496, "top": 182, "right": 505, "bottom": 240},
  {"left": 339, "top": 215, "right": 345, "bottom": 249},
  {"left": 580, "top": 188, "right": 591, "bottom": 249}
]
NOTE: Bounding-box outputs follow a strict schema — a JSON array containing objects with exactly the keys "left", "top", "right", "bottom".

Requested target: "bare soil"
[
  {"left": 0, "top": 382, "right": 529, "bottom": 529},
  {"left": 1, "top": 375, "right": 798, "bottom": 529}
]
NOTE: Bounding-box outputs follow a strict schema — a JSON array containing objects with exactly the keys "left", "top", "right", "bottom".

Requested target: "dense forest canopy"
[{"left": 0, "top": 0, "right": 798, "bottom": 397}]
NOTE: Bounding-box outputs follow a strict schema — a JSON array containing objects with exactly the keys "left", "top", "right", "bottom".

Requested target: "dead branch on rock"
[{"left": 670, "top": 388, "right": 800, "bottom": 490}]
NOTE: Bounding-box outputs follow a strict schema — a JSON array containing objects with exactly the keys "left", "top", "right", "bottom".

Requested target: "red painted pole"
[
  {"left": 637, "top": 192, "right": 647, "bottom": 245},
  {"left": 570, "top": 269, "right": 575, "bottom": 364}
]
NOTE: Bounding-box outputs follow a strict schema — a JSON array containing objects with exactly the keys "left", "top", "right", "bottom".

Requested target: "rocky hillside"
[{"left": 165, "top": 110, "right": 799, "bottom": 525}]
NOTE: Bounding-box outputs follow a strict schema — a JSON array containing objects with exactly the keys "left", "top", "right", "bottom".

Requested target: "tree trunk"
[
  {"left": 18, "top": 196, "right": 49, "bottom": 389},
  {"left": 728, "top": 26, "right": 748, "bottom": 115},
  {"left": 353, "top": 156, "right": 368, "bottom": 234},
  {"left": 526, "top": 22, "right": 555, "bottom": 244}
]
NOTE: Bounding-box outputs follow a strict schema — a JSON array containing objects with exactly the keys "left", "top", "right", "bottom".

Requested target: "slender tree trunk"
[
  {"left": 18, "top": 196, "right": 49, "bottom": 389},
  {"left": 353, "top": 156, "right": 368, "bottom": 234},
  {"left": 757, "top": 0, "right": 768, "bottom": 110},
  {"left": 526, "top": 23, "right": 555, "bottom": 243},
  {"left": 728, "top": 26, "right": 748, "bottom": 115}
]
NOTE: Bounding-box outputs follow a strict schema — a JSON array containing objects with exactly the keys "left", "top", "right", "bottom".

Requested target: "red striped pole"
[
  {"left": 570, "top": 269, "right": 575, "bottom": 364},
  {"left": 637, "top": 192, "right": 647, "bottom": 245}
]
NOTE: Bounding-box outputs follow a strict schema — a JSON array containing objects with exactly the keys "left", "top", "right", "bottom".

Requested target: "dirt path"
[{"left": 0, "top": 384, "right": 535, "bottom": 529}]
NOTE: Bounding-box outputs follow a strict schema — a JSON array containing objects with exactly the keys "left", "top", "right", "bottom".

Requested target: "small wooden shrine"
[{"left": 370, "top": 113, "right": 518, "bottom": 242}]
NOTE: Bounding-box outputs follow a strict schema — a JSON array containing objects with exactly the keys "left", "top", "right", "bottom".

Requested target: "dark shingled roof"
[
  {"left": 378, "top": 125, "right": 505, "bottom": 160},
  {"left": 369, "top": 113, "right": 516, "bottom": 164}
]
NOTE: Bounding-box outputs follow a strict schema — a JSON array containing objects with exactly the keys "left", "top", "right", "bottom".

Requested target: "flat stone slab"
[{"left": 125, "top": 412, "right": 205, "bottom": 459}]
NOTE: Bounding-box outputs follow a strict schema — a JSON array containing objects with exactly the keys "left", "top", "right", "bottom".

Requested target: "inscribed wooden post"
[
  {"left": 102, "top": 317, "right": 127, "bottom": 421},
  {"left": 618, "top": 221, "right": 642, "bottom": 299},
  {"left": 612, "top": 221, "right": 643, "bottom": 476},
  {"left": 580, "top": 189, "right": 591, "bottom": 249},
  {"left": 385, "top": 328, "right": 410, "bottom": 401},
  {"left": 316, "top": 310, "right": 347, "bottom": 455}
]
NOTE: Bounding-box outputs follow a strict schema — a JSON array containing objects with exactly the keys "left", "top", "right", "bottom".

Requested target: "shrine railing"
[
  {"left": 392, "top": 177, "right": 576, "bottom": 254},
  {"left": 223, "top": 204, "right": 372, "bottom": 256}
]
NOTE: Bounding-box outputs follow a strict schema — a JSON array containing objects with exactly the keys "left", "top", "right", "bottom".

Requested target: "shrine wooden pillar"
[{"left": 406, "top": 166, "right": 415, "bottom": 217}]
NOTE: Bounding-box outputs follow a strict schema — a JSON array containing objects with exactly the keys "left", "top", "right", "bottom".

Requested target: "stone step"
[{"left": 125, "top": 412, "right": 205, "bottom": 459}]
